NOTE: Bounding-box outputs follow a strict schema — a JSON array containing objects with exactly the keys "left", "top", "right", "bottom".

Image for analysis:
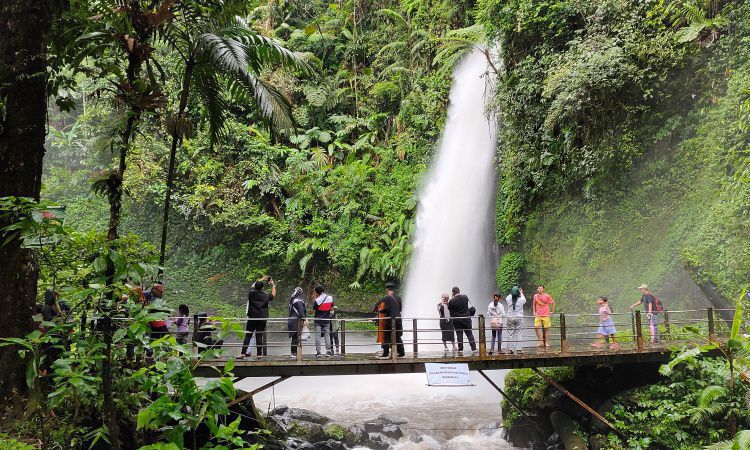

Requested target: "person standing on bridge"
[
  {"left": 505, "top": 286, "right": 526, "bottom": 354},
  {"left": 313, "top": 285, "right": 335, "bottom": 357},
  {"left": 630, "top": 284, "right": 659, "bottom": 344},
  {"left": 378, "top": 282, "right": 405, "bottom": 358},
  {"left": 242, "top": 276, "right": 276, "bottom": 358},
  {"left": 448, "top": 286, "right": 477, "bottom": 355},
  {"left": 593, "top": 296, "right": 618, "bottom": 350},
  {"left": 533, "top": 285, "right": 555, "bottom": 349},
  {"left": 287, "top": 287, "right": 307, "bottom": 358},
  {"left": 487, "top": 292, "right": 505, "bottom": 355},
  {"left": 437, "top": 293, "right": 456, "bottom": 352}
]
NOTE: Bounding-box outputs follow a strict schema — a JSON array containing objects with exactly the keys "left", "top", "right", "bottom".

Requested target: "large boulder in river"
[
  {"left": 284, "top": 408, "right": 332, "bottom": 425},
  {"left": 287, "top": 420, "right": 327, "bottom": 443},
  {"left": 346, "top": 424, "right": 368, "bottom": 446},
  {"left": 363, "top": 413, "right": 407, "bottom": 433},
  {"left": 381, "top": 424, "right": 404, "bottom": 439},
  {"left": 366, "top": 432, "right": 392, "bottom": 450}
]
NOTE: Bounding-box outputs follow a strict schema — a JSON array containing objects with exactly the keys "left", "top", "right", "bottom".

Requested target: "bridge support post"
[
  {"left": 635, "top": 311, "right": 644, "bottom": 350},
  {"left": 192, "top": 314, "right": 199, "bottom": 355},
  {"left": 412, "top": 318, "right": 418, "bottom": 356},
  {"left": 296, "top": 317, "right": 303, "bottom": 362},
  {"left": 391, "top": 318, "right": 397, "bottom": 361},
  {"left": 340, "top": 319, "right": 346, "bottom": 355},
  {"left": 708, "top": 307, "right": 716, "bottom": 343},
  {"left": 560, "top": 313, "right": 568, "bottom": 353},
  {"left": 478, "top": 315, "right": 486, "bottom": 357},
  {"left": 664, "top": 310, "right": 671, "bottom": 341}
]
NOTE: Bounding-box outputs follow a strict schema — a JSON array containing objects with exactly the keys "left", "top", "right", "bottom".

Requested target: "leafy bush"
[{"left": 496, "top": 251, "right": 525, "bottom": 294}]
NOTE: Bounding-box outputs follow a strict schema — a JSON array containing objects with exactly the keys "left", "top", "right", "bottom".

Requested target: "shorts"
[
  {"left": 534, "top": 316, "right": 551, "bottom": 328},
  {"left": 598, "top": 318, "right": 617, "bottom": 336}
]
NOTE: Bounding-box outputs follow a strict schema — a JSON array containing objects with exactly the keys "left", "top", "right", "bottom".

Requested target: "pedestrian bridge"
[{"left": 192, "top": 308, "right": 733, "bottom": 378}]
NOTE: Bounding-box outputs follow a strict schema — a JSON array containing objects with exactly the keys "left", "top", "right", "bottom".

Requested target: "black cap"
[
  {"left": 253, "top": 281, "right": 264, "bottom": 290},
  {"left": 451, "top": 286, "right": 460, "bottom": 294},
  {"left": 385, "top": 282, "right": 396, "bottom": 290}
]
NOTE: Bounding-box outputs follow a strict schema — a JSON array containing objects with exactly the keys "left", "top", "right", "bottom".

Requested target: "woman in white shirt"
[
  {"left": 487, "top": 293, "right": 505, "bottom": 355},
  {"left": 505, "top": 286, "right": 526, "bottom": 354}
]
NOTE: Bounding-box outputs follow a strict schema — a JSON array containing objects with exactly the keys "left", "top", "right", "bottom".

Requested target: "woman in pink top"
[{"left": 592, "top": 296, "right": 618, "bottom": 350}]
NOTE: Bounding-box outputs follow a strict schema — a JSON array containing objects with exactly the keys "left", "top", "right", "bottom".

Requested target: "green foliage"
[
  {"left": 496, "top": 251, "right": 524, "bottom": 294},
  {"left": 502, "top": 367, "right": 574, "bottom": 427}
]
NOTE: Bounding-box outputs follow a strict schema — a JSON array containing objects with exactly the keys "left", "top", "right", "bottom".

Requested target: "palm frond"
[
  {"left": 228, "top": 72, "right": 295, "bottom": 131},
  {"left": 698, "top": 385, "right": 727, "bottom": 407},
  {"left": 192, "top": 64, "right": 228, "bottom": 143}
]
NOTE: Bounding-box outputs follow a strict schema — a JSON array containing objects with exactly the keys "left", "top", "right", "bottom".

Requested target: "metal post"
[
  {"left": 412, "top": 318, "right": 418, "bottom": 356},
  {"left": 192, "top": 314, "right": 199, "bottom": 355},
  {"left": 664, "top": 310, "right": 671, "bottom": 341},
  {"left": 630, "top": 310, "right": 636, "bottom": 341},
  {"left": 390, "top": 318, "right": 397, "bottom": 361},
  {"left": 296, "top": 318, "right": 303, "bottom": 362},
  {"left": 340, "top": 319, "right": 346, "bottom": 355},
  {"left": 708, "top": 307, "right": 716, "bottom": 343},
  {"left": 478, "top": 315, "right": 486, "bottom": 357},
  {"left": 560, "top": 313, "right": 568, "bottom": 353},
  {"left": 635, "top": 310, "right": 644, "bottom": 350}
]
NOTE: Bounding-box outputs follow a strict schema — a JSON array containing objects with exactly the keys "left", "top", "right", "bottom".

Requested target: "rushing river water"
[{"left": 239, "top": 369, "right": 518, "bottom": 449}]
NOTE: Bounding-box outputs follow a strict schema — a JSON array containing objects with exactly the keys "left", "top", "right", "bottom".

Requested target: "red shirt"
[{"left": 533, "top": 293, "right": 554, "bottom": 317}]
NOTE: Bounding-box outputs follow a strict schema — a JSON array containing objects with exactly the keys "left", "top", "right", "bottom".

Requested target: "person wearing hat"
[
  {"left": 630, "top": 284, "right": 659, "bottom": 343},
  {"left": 505, "top": 286, "right": 526, "bottom": 353},
  {"left": 448, "top": 286, "right": 477, "bottom": 355},
  {"left": 241, "top": 276, "right": 276, "bottom": 358},
  {"left": 376, "top": 282, "right": 405, "bottom": 358}
]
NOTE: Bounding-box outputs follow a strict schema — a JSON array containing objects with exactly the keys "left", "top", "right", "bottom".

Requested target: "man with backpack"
[
  {"left": 448, "top": 286, "right": 477, "bottom": 355},
  {"left": 630, "top": 284, "right": 662, "bottom": 344},
  {"left": 313, "top": 285, "right": 335, "bottom": 357}
]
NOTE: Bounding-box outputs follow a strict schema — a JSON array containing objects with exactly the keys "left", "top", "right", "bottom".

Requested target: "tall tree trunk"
[
  {"left": 159, "top": 60, "right": 194, "bottom": 273},
  {"left": 0, "top": 0, "right": 52, "bottom": 401}
]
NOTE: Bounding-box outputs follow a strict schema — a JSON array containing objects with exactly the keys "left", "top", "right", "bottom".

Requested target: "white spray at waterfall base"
[{"left": 402, "top": 48, "right": 498, "bottom": 336}]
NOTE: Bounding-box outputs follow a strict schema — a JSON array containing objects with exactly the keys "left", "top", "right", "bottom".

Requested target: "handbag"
[
  {"left": 490, "top": 318, "right": 502, "bottom": 329},
  {"left": 468, "top": 299, "right": 476, "bottom": 316}
]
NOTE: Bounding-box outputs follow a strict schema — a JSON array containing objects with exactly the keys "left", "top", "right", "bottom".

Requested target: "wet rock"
[
  {"left": 284, "top": 408, "right": 331, "bottom": 425},
  {"left": 285, "top": 437, "right": 307, "bottom": 449},
  {"left": 298, "top": 440, "right": 347, "bottom": 450},
  {"left": 549, "top": 411, "right": 587, "bottom": 450},
  {"left": 363, "top": 413, "right": 407, "bottom": 433},
  {"left": 478, "top": 422, "right": 502, "bottom": 437},
  {"left": 589, "top": 433, "right": 609, "bottom": 450},
  {"left": 346, "top": 424, "right": 368, "bottom": 446},
  {"left": 366, "top": 432, "right": 392, "bottom": 450},
  {"left": 381, "top": 424, "right": 403, "bottom": 439},
  {"left": 287, "top": 420, "right": 326, "bottom": 443}
]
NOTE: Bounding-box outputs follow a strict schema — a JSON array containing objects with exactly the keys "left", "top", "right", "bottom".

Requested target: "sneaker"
[
  {"left": 397, "top": 353, "right": 405, "bottom": 358},
  {"left": 316, "top": 352, "right": 322, "bottom": 358},
  {"left": 325, "top": 352, "right": 334, "bottom": 357},
  {"left": 458, "top": 351, "right": 464, "bottom": 356},
  {"left": 471, "top": 349, "right": 478, "bottom": 355},
  {"left": 257, "top": 354, "right": 265, "bottom": 359},
  {"left": 377, "top": 354, "right": 390, "bottom": 359},
  {"left": 488, "top": 351, "right": 494, "bottom": 355},
  {"left": 290, "top": 354, "right": 297, "bottom": 359}
]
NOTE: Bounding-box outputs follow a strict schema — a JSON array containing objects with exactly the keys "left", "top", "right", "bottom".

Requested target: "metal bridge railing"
[{"left": 87, "top": 307, "right": 740, "bottom": 362}]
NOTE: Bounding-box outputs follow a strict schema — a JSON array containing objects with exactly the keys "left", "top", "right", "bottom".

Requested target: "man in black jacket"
[
  {"left": 378, "top": 282, "right": 405, "bottom": 358},
  {"left": 241, "top": 276, "right": 276, "bottom": 358},
  {"left": 448, "top": 286, "right": 477, "bottom": 354}
]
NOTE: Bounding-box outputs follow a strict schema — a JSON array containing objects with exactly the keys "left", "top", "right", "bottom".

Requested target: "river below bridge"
[{"left": 232, "top": 329, "right": 525, "bottom": 449}]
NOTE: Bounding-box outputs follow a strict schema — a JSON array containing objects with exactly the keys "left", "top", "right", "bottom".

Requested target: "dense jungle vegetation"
[{"left": 1, "top": 0, "right": 749, "bottom": 448}]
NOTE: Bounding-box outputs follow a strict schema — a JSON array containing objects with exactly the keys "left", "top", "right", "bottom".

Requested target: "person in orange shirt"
[{"left": 533, "top": 285, "right": 555, "bottom": 348}]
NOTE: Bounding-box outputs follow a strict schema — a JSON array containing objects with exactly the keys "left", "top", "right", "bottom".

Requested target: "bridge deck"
[{"left": 194, "top": 344, "right": 687, "bottom": 377}]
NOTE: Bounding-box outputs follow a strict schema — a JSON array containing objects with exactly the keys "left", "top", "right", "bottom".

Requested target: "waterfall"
[{"left": 402, "top": 49, "right": 498, "bottom": 336}]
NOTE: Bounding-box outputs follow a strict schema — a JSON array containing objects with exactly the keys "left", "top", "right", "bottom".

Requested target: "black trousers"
[
  {"left": 382, "top": 320, "right": 405, "bottom": 356},
  {"left": 453, "top": 318, "right": 476, "bottom": 351},
  {"left": 241, "top": 319, "right": 267, "bottom": 355},
  {"left": 291, "top": 334, "right": 298, "bottom": 355}
]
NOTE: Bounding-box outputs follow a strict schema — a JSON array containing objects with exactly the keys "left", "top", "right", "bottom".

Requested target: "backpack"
[{"left": 653, "top": 296, "right": 664, "bottom": 312}]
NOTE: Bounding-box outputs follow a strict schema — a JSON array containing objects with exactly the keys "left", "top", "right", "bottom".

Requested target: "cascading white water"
[{"left": 402, "top": 48, "right": 498, "bottom": 328}]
